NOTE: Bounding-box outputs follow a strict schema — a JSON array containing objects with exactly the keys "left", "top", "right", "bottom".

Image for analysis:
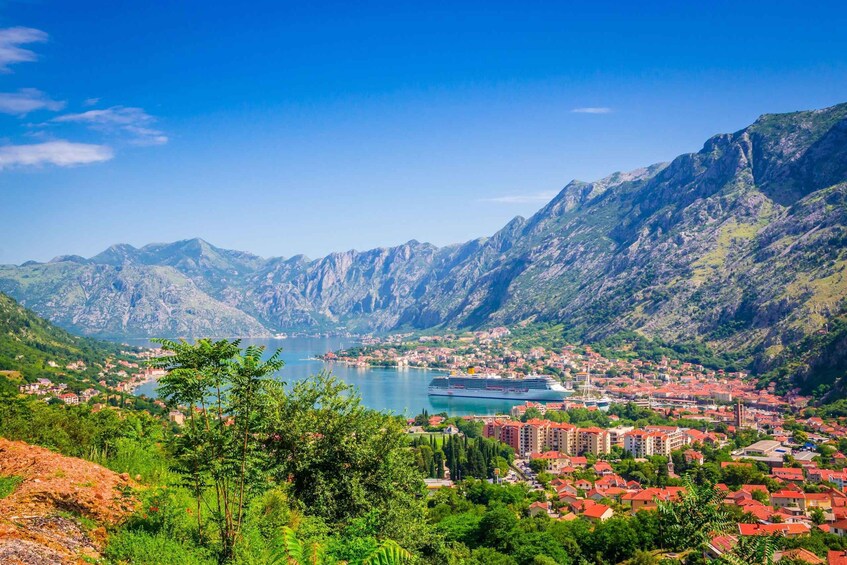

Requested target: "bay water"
[{"left": 132, "top": 336, "right": 518, "bottom": 416}]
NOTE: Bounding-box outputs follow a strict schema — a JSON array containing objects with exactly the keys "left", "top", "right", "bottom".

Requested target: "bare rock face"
[
  {"left": 0, "top": 438, "right": 138, "bottom": 564},
  {"left": 1, "top": 103, "right": 847, "bottom": 390}
]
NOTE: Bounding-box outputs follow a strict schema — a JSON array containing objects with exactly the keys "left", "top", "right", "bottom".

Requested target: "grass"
[
  {"left": 104, "top": 530, "right": 217, "bottom": 565},
  {"left": 56, "top": 509, "right": 98, "bottom": 531},
  {"left": 0, "top": 474, "right": 23, "bottom": 499},
  {"left": 0, "top": 370, "right": 22, "bottom": 381},
  {"left": 690, "top": 217, "right": 767, "bottom": 282}
]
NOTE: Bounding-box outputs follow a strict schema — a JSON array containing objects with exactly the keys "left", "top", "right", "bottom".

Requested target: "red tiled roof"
[
  {"left": 780, "top": 549, "right": 823, "bottom": 564},
  {"left": 583, "top": 503, "right": 612, "bottom": 519},
  {"left": 738, "top": 523, "right": 810, "bottom": 536}
]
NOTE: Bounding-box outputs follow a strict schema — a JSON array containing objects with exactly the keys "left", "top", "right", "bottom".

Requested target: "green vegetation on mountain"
[
  {"left": 0, "top": 291, "right": 128, "bottom": 386},
  {"left": 2, "top": 103, "right": 847, "bottom": 394}
]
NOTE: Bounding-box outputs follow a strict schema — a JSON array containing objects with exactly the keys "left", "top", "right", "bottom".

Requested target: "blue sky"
[{"left": 0, "top": 1, "right": 845, "bottom": 264}]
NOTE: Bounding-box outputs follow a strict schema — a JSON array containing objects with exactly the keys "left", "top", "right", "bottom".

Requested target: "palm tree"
[{"left": 269, "top": 527, "right": 413, "bottom": 565}]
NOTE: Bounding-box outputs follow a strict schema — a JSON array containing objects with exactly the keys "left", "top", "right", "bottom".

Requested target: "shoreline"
[{"left": 320, "top": 358, "right": 451, "bottom": 372}]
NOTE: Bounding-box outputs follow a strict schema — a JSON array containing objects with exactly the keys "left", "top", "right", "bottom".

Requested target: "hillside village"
[
  {"left": 410, "top": 396, "right": 847, "bottom": 565},
  {"left": 14, "top": 349, "right": 164, "bottom": 410}
]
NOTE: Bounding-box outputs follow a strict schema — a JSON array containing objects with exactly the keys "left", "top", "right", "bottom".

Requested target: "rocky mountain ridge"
[{"left": 2, "top": 102, "right": 847, "bottom": 390}]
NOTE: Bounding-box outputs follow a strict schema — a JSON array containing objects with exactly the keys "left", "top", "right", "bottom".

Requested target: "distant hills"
[{"left": 2, "top": 102, "right": 847, "bottom": 394}]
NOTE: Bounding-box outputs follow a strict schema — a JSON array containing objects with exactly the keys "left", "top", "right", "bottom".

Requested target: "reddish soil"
[{"left": 0, "top": 438, "right": 138, "bottom": 564}]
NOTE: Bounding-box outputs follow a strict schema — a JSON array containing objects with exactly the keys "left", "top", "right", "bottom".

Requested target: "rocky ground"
[{"left": 0, "top": 438, "right": 137, "bottom": 564}]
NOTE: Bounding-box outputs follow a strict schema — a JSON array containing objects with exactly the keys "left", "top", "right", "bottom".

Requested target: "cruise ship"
[{"left": 427, "top": 373, "right": 572, "bottom": 401}]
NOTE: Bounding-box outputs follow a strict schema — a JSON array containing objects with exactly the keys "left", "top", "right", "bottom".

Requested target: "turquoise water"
[{"left": 132, "top": 336, "right": 518, "bottom": 417}]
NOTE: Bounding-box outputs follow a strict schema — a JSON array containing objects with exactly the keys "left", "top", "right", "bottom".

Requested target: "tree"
[
  {"left": 590, "top": 516, "right": 641, "bottom": 563},
  {"left": 719, "top": 535, "right": 777, "bottom": 565},
  {"left": 478, "top": 504, "right": 519, "bottom": 552},
  {"left": 752, "top": 489, "right": 770, "bottom": 504},
  {"left": 656, "top": 477, "right": 731, "bottom": 551},
  {"left": 153, "top": 338, "right": 283, "bottom": 560},
  {"left": 263, "top": 373, "right": 430, "bottom": 552},
  {"left": 810, "top": 506, "right": 826, "bottom": 525},
  {"left": 792, "top": 430, "right": 809, "bottom": 445},
  {"left": 521, "top": 407, "right": 543, "bottom": 422},
  {"left": 528, "top": 459, "right": 547, "bottom": 474}
]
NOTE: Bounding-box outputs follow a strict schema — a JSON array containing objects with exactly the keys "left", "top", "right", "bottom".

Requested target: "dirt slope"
[{"left": 0, "top": 438, "right": 138, "bottom": 564}]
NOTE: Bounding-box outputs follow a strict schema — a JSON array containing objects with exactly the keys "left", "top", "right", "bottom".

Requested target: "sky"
[{"left": 0, "top": 1, "right": 845, "bottom": 264}]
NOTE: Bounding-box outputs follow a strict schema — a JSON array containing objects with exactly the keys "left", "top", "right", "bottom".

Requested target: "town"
[
  {"left": 14, "top": 348, "right": 166, "bottom": 411},
  {"left": 407, "top": 399, "right": 847, "bottom": 564},
  {"left": 324, "top": 327, "right": 809, "bottom": 412}
]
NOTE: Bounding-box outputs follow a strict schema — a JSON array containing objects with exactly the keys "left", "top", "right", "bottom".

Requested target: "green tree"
[
  {"left": 263, "top": 373, "right": 430, "bottom": 552},
  {"left": 719, "top": 535, "right": 777, "bottom": 565},
  {"left": 153, "top": 338, "right": 283, "bottom": 560},
  {"left": 478, "top": 504, "right": 519, "bottom": 552},
  {"left": 656, "top": 478, "right": 731, "bottom": 552}
]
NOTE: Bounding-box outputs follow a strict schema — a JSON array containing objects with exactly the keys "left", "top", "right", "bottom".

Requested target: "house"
[
  {"left": 587, "top": 488, "right": 607, "bottom": 502},
  {"left": 830, "top": 520, "right": 847, "bottom": 537},
  {"left": 622, "top": 487, "right": 686, "bottom": 513},
  {"left": 772, "top": 467, "right": 805, "bottom": 483},
  {"left": 529, "top": 451, "right": 571, "bottom": 472},
  {"left": 776, "top": 549, "right": 824, "bottom": 564},
  {"left": 684, "top": 449, "right": 705, "bottom": 465},
  {"left": 740, "top": 484, "right": 769, "bottom": 496},
  {"left": 529, "top": 501, "right": 552, "bottom": 517},
  {"left": 593, "top": 461, "right": 613, "bottom": 475},
  {"left": 829, "top": 551, "right": 847, "bottom": 565},
  {"left": 706, "top": 535, "right": 737, "bottom": 559},
  {"left": 771, "top": 490, "right": 807, "bottom": 514},
  {"left": 569, "top": 499, "right": 597, "bottom": 514},
  {"left": 741, "top": 440, "right": 786, "bottom": 457},
  {"left": 569, "top": 456, "right": 588, "bottom": 467},
  {"left": 574, "top": 479, "right": 593, "bottom": 491},
  {"left": 59, "top": 393, "right": 79, "bottom": 405},
  {"left": 738, "top": 523, "right": 810, "bottom": 537},
  {"left": 559, "top": 494, "right": 580, "bottom": 506},
  {"left": 806, "top": 492, "right": 833, "bottom": 512},
  {"left": 583, "top": 503, "right": 614, "bottom": 522}
]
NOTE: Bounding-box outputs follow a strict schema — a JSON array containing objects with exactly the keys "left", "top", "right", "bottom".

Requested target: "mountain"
[
  {"left": 0, "top": 292, "right": 128, "bottom": 383},
  {"left": 2, "top": 103, "right": 847, "bottom": 392},
  {"left": 0, "top": 256, "right": 268, "bottom": 339}
]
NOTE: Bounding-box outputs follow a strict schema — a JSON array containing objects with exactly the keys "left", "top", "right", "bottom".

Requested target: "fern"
[{"left": 362, "top": 540, "right": 412, "bottom": 565}]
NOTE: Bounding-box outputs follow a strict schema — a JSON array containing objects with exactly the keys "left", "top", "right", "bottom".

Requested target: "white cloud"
[
  {"left": 479, "top": 191, "right": 558, "bottom": 204},
  {"left": 82, "top": 97, "right": 100, "bottom": 107},
  {"left": 0, "top": 88, "right": 65, "bottom": 115},
  {"left": 0, "top": 140, "right": 113, "bottom": 170},
  {"left": 571, "top": 107, "right": 613, "bottom": 114},
  {"left": 52, "top": 106, "right": 168, "bottom": 145},
  {"left": 0, "top": 27, "right": 47, "bottom": 72}
]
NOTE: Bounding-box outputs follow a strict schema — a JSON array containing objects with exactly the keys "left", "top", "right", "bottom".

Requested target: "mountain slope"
[
  {"left": 0, "top": 258, "right": 268, "bottom": 339},
  {"left": 0, "top": 292, "right": 129, "bottom": 383},
  {"left": 2, "top": 103, "right": 846, "bottom": 391}
]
